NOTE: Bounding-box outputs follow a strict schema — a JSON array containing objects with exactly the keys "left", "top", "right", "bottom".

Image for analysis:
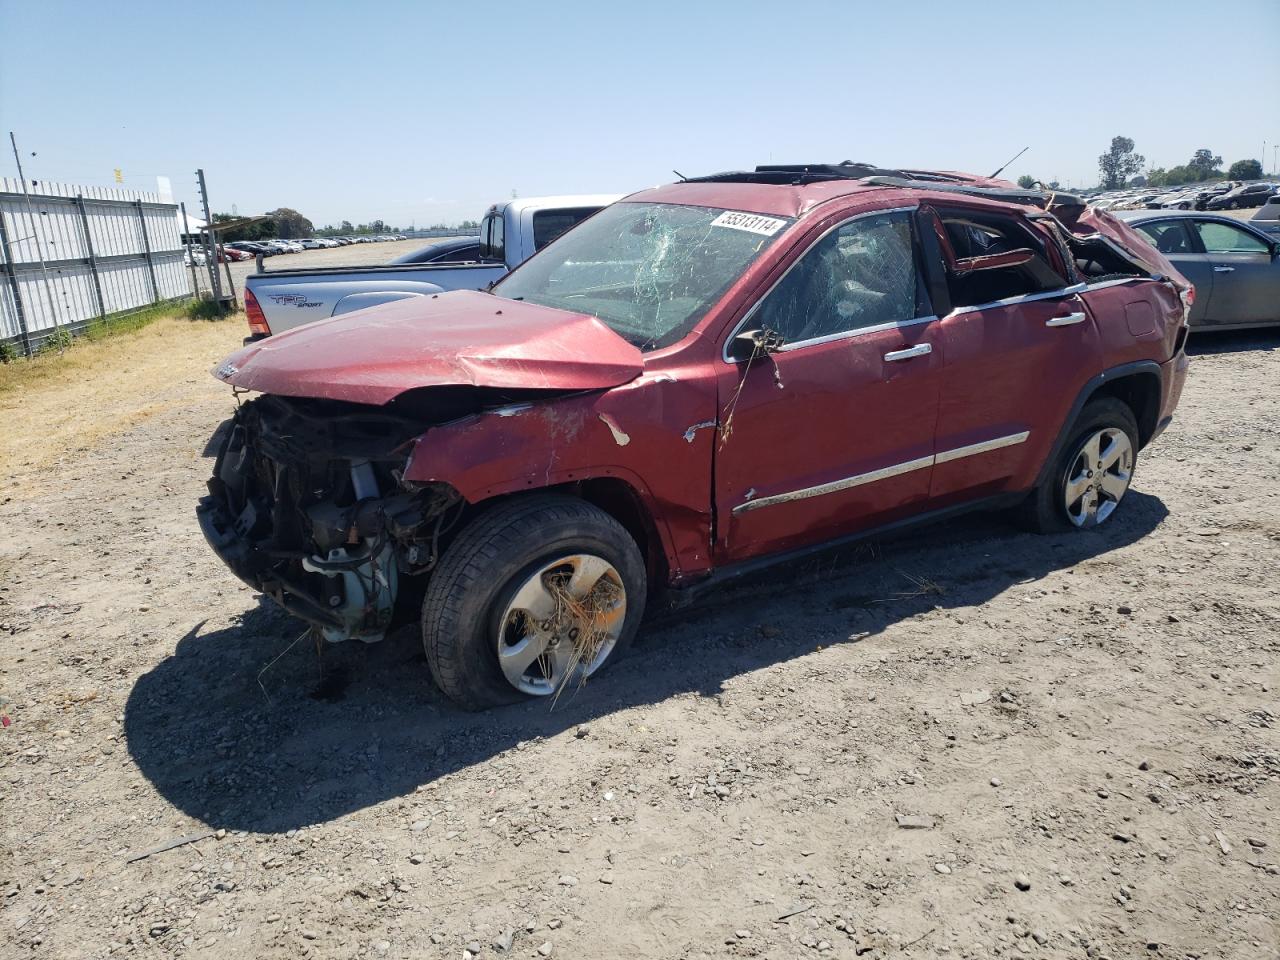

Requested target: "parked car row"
[
  {"left": 183, "top": 243, "right": 254, "bottom": 267},
  {"left": 1090, "top": 181, "right": 1278, "bottom": 212},
  {"left": 224, "top": 235, "right": 409, "bottom": 258}
]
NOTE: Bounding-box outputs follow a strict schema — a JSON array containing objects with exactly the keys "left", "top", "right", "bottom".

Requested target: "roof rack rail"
[{"left": 683, "top": 162, "right": 968, "bottom": 186}]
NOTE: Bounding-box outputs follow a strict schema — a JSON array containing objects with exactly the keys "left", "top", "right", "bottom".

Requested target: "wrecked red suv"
[{"left": 199, "top": 163, "right": 1191, "bottom": 709}]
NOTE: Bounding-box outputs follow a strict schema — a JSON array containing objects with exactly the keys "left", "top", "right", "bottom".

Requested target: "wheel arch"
[
  {"left": 458, "top": 475, "right": 675, "bottom": 595},
  {"left": 1033, "top": 361, "right": 1162, "bottom": 489},
  {"left": 1088, "top": 369, "right": 1162, "bottom": 447}
]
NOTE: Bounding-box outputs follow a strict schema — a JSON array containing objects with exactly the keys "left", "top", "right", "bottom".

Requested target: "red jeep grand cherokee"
[{"left": 200, "top": 163, "right": 1191, "bottom": 709}]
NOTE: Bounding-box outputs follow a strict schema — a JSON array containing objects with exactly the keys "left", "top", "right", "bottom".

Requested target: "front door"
[
  {"left": 1190, "top": 219, "right": 1280, "bottom": 327},
  {"left": 713, "top": 208, "right": 944, "bottom": 564}
]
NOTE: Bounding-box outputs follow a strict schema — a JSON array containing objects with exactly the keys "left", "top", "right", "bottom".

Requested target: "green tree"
[
  {"left": 1151, "top": 163, "right": 1220, "bottom": 188},
  {"left": 1189, "top": 149, "right": 1223, "bottom": 177},
  {"left": 1098, "top": 136, "right": 1145, "bottom": 190},
  {"left": 1227, "top": 158, "right": 1263, "bottom": 180},
  {"left": 267, "top": 207, "right": 315, "bottom": 240},
  {"left": 212, "top": 212, "right": 275, "bottom": 243},
  {"left": 1016, "top": 175, "right": 1036, "bottom": 189}
]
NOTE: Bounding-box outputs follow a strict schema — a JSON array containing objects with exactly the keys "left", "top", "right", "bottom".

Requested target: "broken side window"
[
  {"left": 936, "top": 211, "right": 1069, "bottom": 307},
  {"left": 1069, "top": 232, "right": 1160, "bottom": 282},
  {"left": 751, "top": 210, "right": 926, "bottom": 345}
]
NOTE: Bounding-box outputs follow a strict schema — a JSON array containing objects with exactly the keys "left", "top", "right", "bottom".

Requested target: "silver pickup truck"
[{"left": 242, "top": 194, "right": 620, "bottom": 338}]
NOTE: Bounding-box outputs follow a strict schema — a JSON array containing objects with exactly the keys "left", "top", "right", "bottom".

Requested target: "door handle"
[
  {"left": 1213, "top": 265, "right": 1235, "bottom": 273},
  {"left": 1045, "top": 312, "right": 1087, "bottom": 327},
  {"left": 884, "top": 343, "right": 932, "bottom": 362}
]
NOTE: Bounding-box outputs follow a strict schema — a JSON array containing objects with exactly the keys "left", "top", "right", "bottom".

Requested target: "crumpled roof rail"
[
  {"left": 861, "top": 176, "right": 1084, "bottom": 211},
  {"left": 680, "top": 162, "right": 1085, "bottom": 211}
]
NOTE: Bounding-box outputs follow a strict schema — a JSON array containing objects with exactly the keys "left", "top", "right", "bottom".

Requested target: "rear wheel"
[
  {"left": 1018, "top": 398, "right": 1139, "bottom": 534},
  {"left": 422, "top": 495, "right": 646, "bottom": 710}
]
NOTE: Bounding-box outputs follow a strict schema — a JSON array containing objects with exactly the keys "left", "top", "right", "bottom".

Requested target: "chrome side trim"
[
  {"left": 722, "top": 205, "right": 921, "bottom": 363},
  {"left": 775, "top": 314, "right": 937, "bottom": 353},
  {"left": 1084, "top": 276, "right": 1150, "bottom": 292},
  {"left": 733, "top": 431, "right": 1030, "bottom": 516},
  {"left": 733, "top": 455, "right": 933, "bottom": 515},
  {"left": 947, "top": 282, "right": 1087, "bottom": 317},
  {"left": 933, "top": 431, "right": 1030, "bottom": 464}
]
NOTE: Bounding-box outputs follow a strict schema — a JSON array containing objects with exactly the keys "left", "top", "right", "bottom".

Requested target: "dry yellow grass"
[{"left": 0, "top": 316, "right": 243, "bottom": 481}]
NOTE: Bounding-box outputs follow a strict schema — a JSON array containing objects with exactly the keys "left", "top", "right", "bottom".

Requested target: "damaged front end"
[{"left": 197, "top": 394, "right": 462, "bottom": 642}]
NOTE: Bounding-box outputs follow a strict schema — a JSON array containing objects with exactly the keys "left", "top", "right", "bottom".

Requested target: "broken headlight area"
[{"left": 197, "top": 394, "right": 463, "bottom": 643}]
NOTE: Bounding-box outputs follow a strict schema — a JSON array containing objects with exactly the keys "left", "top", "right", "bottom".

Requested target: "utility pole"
[
  {"left": 195, "top": 168, "right": 224, "bottom": 303},
  {"left": 180, "top": 201, "right": 200, "bottom": 296},
  {"left": 8, "top": 131, "right": 64, "bottom": 349}
]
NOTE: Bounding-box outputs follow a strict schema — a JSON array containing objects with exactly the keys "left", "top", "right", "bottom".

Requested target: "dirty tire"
[
  {"left": 1017, "top": 397, "right": 1140, "bottom": 534},
  {"left": 422, "top": 494, "right": 646, "bottom": 710}
]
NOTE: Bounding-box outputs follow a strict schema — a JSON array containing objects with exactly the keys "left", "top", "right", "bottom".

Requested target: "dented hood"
[{"left": 212, "top": 290, "right": 645, "bottom": 405}]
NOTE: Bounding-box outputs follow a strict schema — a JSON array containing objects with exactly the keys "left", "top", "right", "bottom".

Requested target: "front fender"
[{"left": 402, "top": 374, "right": 718, "bottom": 582}]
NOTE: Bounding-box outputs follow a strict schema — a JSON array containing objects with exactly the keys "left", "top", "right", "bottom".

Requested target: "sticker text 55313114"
[{"left": 710, "top": 211, "right": 788, "bottom": 236}]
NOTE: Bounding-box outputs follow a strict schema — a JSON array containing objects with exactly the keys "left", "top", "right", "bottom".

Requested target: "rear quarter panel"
[{"left": 1080, "top": 278, "right": 1184, "bottom": 367}]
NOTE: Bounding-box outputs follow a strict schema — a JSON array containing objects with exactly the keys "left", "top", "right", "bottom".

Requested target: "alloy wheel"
[
  {"left": 1063, "top": 427, "right": 1134, "bottom": 528},
  {"left": 497, "top": 554, "right": 627, "bottom": 696}
]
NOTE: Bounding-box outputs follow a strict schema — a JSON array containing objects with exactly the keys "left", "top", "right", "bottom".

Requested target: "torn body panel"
[
  {"left": 196, "top": 395, "right": 466, "bottom": 641},
  {"left": 401, "top": 366, "right": 720, "bottom": 584}
]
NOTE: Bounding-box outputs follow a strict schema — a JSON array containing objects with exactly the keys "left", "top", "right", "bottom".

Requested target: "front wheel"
[
  {"left": 422, "top": 495, "right": 646, "bottom": 710},
  {"left": 1017, "top": 397, "right": 1139, "bottom": 534}
]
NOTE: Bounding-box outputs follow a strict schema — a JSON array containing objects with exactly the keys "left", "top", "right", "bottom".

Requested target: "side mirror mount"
[{"left": 729, "top": 327, "right": 785, "bottom": 362}]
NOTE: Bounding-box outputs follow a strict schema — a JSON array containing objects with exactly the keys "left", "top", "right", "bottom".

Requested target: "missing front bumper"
[{"left": 196, "top": 494, "right": 346, "bottom": 631}]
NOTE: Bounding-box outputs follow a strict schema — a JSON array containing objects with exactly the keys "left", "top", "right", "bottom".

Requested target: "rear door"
[
  {"left": 923, "top": 205, "right": 1100, "bottom": 501},
  {"left": 713, "top": 207, "right": 944, "bottom": 563},
  {"left": 1129, "top": 219, "right": 1213, "bottom": 325},
  {"left": 1190, "top": 219, "right": 1280, "bottom": 326}
]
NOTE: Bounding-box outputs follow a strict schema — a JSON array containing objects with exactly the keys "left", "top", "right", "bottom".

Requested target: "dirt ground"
[{"left": 2, "top": 315, "right": 1278, "bottom": 960}]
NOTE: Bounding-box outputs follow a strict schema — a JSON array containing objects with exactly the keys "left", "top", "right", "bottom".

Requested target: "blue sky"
[{"left": 2, "top": 0, "right": 1277, "bottom": 226}]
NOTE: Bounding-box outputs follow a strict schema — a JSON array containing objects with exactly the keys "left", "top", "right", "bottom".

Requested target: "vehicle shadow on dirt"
[{"left": 124, "top": 492, "right": 1168, "bottom": 834}]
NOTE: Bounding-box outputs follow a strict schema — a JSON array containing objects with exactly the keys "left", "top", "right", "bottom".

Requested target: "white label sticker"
[{"left": 710, "top": 211, "right": 787, "bottom": 236}]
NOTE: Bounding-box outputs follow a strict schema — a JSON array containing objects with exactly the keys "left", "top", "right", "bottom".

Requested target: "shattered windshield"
[{"left": 493, "top": 202, "right": 793, "bottom": 350}]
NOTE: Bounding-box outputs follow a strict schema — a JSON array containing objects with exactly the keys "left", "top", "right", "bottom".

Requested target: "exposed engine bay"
[{"left": 197, "top": 394, "right": 469, "bottom": 643}]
